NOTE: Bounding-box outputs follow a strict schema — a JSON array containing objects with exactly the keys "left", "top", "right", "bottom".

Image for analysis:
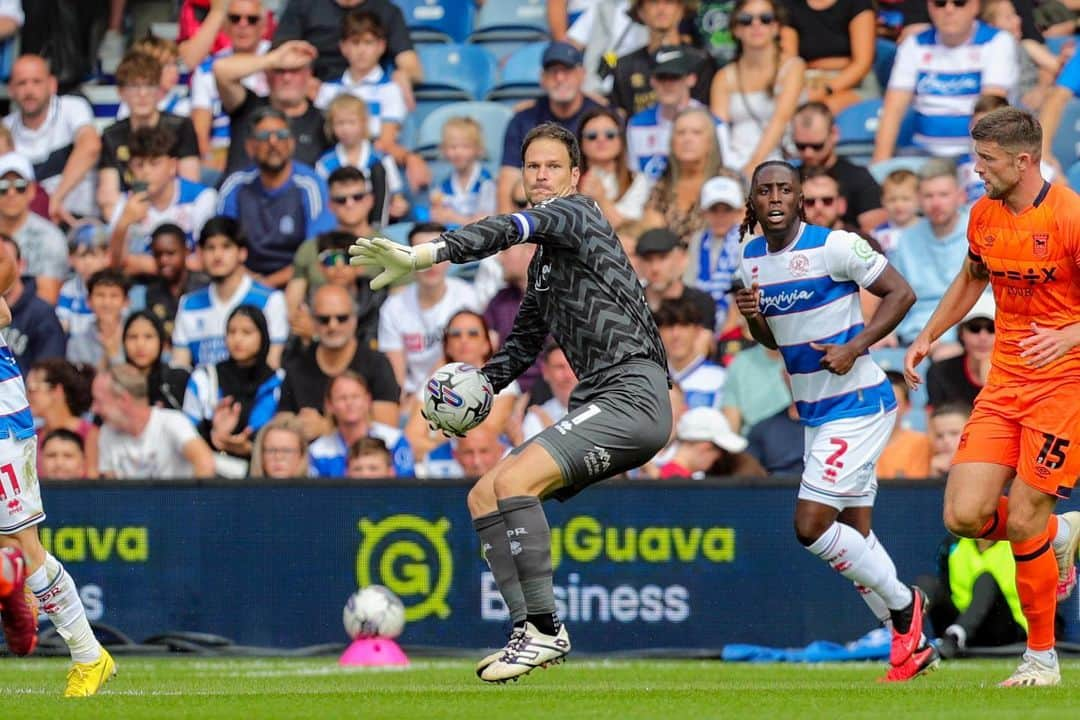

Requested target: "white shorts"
[
  {"left": 799, "top": 409, "right": 895, "bottom": 510},
  {"left": 0, "top": 437, "right": 43, "bottom": 534}
]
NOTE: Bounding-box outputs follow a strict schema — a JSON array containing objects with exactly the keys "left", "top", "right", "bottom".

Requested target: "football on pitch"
[
  {"left": 423, "top": 362, "right": 494, "bottom": 435},
  {"left": 343, "top": 585, "right": 406, "bottom": 640}
]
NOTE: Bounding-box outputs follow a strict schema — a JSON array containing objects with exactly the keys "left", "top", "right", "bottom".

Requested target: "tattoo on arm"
[{"left": 967, "top": 258, "right": 990, "bottom": 281}]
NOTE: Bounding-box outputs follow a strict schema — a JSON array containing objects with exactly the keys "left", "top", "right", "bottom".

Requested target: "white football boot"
[
  {"left": 998, "top": 653, "right": 1062, "bottom": 687},
  {"left": 480, "top": 622, "right": 571, "bottom": 683}
]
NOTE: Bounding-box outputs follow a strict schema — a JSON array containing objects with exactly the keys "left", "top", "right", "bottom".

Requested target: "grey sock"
[
  {"left": 497, "top": 495, "right": 556, "bottom": 616},
  {"left": 472, "top": 511, "right": 527, "bottom": 623}
]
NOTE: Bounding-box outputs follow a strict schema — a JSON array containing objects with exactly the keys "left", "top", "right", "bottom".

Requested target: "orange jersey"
[{"left": 967, "top": 182, "right": 1080, "bottom": 384}]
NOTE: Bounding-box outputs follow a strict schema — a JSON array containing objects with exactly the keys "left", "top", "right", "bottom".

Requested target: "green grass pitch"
[{"left": 3, "top": 657, "right": 1080, "bottom": 719}]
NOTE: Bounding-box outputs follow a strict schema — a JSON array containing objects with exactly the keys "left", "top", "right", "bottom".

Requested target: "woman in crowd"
[
  {"left": 710, "top": 0, "right": 805, "bottom": 175},
  {"left": 123, "top": 310, "right": 191, "bottom": 411},
  {"left": 27, "top": 359, "right": 99, "bottom": 478},
  {"left": 575, "top": 107, "right": 649, "bottom": 232},
  {"left": 781, "top": 0, "right": 876, "bottom": 113},
  {"left": 249, "top": 412, "right": 310, "bottom": 479}
]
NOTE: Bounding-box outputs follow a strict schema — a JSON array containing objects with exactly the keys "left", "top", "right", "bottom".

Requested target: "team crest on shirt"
[
  {"left": 1033, "top": 234, "right": 1049, "bottom": 257},
  {"left": 788, "top": 253, "right": 810, "bottom": 277}
]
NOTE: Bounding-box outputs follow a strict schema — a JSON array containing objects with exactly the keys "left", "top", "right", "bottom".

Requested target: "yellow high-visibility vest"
[{"left": 948, "top": 539, "right": 1027, "bottom": 631}]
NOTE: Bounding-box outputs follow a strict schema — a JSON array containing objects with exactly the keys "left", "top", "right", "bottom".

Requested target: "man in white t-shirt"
[
  {"left": 0, "top": 153, "right": 67, "bottom": 304},
  {"left": 92, "top": 364, "right": 215, "bottom": 479},
  {"left": 377, "top": 222, "right": 479, "bottom": 395},
  {"left": 4, "top": 55, "right": 101, "bottom": 225}
]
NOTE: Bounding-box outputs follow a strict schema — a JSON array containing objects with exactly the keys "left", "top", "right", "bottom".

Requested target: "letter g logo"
[{"left": 356, "top": 514, "right": 453, "bottom": 621}]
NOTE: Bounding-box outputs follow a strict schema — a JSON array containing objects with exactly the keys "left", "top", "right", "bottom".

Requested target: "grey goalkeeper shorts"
[{"left": 515, "top": 359, "right": 672, "bottom": 502}]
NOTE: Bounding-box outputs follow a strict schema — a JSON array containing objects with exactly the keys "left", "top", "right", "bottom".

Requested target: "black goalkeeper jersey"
[{"left": 435, "top": 194, "right": 668, "bottom": 393}]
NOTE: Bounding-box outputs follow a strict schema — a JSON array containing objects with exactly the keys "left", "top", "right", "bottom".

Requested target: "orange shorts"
[{"left": 953, "top": 379, "right": 1080, "bottom": 498}]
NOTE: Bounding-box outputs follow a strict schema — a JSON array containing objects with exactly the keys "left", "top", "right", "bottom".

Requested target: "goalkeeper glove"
[{"left": 348, "top": 237, "right": 441, "bottom": 290}]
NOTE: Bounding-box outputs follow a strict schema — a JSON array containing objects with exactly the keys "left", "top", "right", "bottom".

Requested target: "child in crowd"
[
  {"left": 39, "top": 429, "right": 89, "bottom": 481},
  {"left": 346, "top": 437, "right": 394, "bottom": 479},
  {"left": 127, "top": 35, "right": 191, "bottom": 118},
  {"left": 429, "top": 116, "right": 496, "bottom": 227},
  {"left": 980, "top": 0, "right": 1071, "bottom": 111},
  {"left": 929, "top": 402, "right": 972, "bottom": 479},
  {"left": 873, "top": 169, "right": 919, "bottom": 256},
  {"left": 316, "top": 94, "right": 407, "bottom": 225},
  {"left": 66, "top": 268, "right": 130, "bottom": 370},
  {"left": 57, "top": 221, "right": 111, "bottom": 337}
]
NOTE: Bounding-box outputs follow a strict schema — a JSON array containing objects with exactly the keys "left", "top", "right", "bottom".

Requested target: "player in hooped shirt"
[{"left": 735, "top": 161, "right": 935, "bottom": 682}]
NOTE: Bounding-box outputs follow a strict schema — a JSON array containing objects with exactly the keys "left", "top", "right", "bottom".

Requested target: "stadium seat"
[
  {"left": 414, "top": 44, "right": 498, "bottom": 102},
  {"left": 873, "top": 38, "right": 897, "bottom": 92},
  {"left": 380, "top": 222, "right": 415, "bottom": 246},
  {"left": 468, "top": 0, "right": 550, "bottom": 63},
  {"left": 395, "top": 0, "right": 475, "bottom": 44},
  {"left": 414, "top": 101, "right": 514, "bottom": 161},
  {"left": 868, "top": 156, "right": 930, "bottom": 185},
  {"left": 486, "top": 41, "right": 545, "bottom": 104},
  {"left": 82, "top": 83, "right": 122, "bottom": 132},
  {"left": 1051, "top": 98, "right": 1080, "bottom": 167},
  {"left": 1067, "top": 160, "right": 1080, "bottom": 194},
  {"left": 835, "top": 99, "right": 881, "bottom": 161}
]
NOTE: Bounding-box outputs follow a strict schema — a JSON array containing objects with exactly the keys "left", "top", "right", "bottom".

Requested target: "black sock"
[
  {"left": 890, "top": 596, "right": 914, "bottom": 634},
  {"left": 527, "top": 612, "right": 560, "bottom": 636}
]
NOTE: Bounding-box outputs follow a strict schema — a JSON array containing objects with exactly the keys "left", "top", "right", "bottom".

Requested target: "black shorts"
[{"left": 515, "top": 359, "right": 672, "bottom": 501}]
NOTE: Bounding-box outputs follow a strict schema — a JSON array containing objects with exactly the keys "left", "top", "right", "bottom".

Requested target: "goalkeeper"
[{"left": 350, "top": 122, "right": 672, "bottom": 683}]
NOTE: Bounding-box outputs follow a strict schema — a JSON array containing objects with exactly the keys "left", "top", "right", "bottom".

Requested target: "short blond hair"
[
  {"left": 882, "top": 168, "right": 917, "bottom": 193},
  {"left": 324, "top": 94, "right": 370, "bottom": 142},
  {"left": 441, "top": 116, "right": 485, "bottom": 157}
]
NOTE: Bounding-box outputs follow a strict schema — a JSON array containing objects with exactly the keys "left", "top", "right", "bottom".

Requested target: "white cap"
[
  {"left": 699, "top": 176, "right": 742, "bottom": 210},
  {"left": 962, "top": 293, "right": 995, "bottom": 324},
  {"left": 0, "top": 153, "right": 33, "bottom": 181},
  {"left": 676, "top": 407, "right": 748, "bottom": 453}
]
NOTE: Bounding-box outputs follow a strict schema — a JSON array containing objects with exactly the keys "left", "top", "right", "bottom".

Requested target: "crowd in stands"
[{"left": 4, "top": 0, "right": 1080, "bottom": 482}]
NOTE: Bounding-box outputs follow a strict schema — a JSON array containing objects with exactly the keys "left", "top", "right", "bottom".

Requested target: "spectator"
[
  {"left": 4, "top": 54, "right": 101, "bottom": 226},
  {"left": 745, "top": 386, "right": 804, "bottom": 475},
  {"left": 39, "top": 428, "right": 88, "bottom": 481},
  {"left": 876, "top": 370, "right": 932, "bottom": 479},
  {"left": 0, "top": 125, "right": 48, "bottom": 218},
  {"left": 249, "top": 411, "right": 310, "bottom": 478},
  {"left": 872, "top": 0, "right": 1016, "bottom": 162},
  {"left": 313, "top": 10, "right": 427, "bottom": 193},
  {"left": 124, "top": 36, "right": 193, "bottom": 119},
  {"left": 189, "top": 0, "right": 272, "bottom": 173},
  {"left": 315, "top": 94, "right": 407, "bottom": 226},
  {"left": 430, "top": 117, "right": 497, "bottom": 227},
  {"left": 611, "top": 0, "right": 716, "bottom": 116},
  {"left": 521, "top": 343, "right": 579, "bottom": 442},
  {"left": 179, "top": 0, "right": 273, "bottom": 68},
  {"left": 218, "top": 107, "right": 336, "bottom": 288},
  {"left": 93, "top": 364, "right": 216, "bottom": 479},
  {"left": 927, "top": 293, "right": 994, "bottom": 409},
  {"left": 377, "top": 223, "right": 479, "bottom": 396},
  {"left": 638, "top": 227, "right": 719, "bottom": 332},
  {"left": 279, "top": 283, "right": 400, "bottom": 432},
  {"left": 0, "top": 233, "right": 65, "bottom": 372},
  {"left": 27, "top": 359, "right": 99, "bottom": 479},
  {"left": 482, "top": 242, "right": 540, "bottom": 392},
  {"left": 57, "top": 221, "right": 111, "bottom": 337},
  {"left": 655, "top": 296, "right": 726, "bottom": 409},
  {"left": 346, "top": 436, "right": 393, "bottom": 478},
  {"left": 172, "top": 216, "right": 289, "bottom": 369},
  {"left": 871, "top": 168, "right": 920, "bottom": 255},
  {"left": 0, "top": 152, "right": 66, "bottom": 304},
  {"left": 641, "top": 107, "right": 726, "bottom": 243},
  {"left": 451, "top": 426, "right": 508, "bottom": 479},
  {"left": 273, "top": 0, "right": 422, "bottom": 91},
  {"left": 66, "top": 268, "right": 129, "bottom": 370},
  {"left": 800, "top": 167, "right": 849, "bottom": 230},
  {"left": 781, "top": 0, "right": 876, "bottom": 113},
  {"left": 107, "top": 125, "right": 218, "bottom": 276},
  {"left": 98, "top": 52, "right": 200, "bottom": 219},
  {"left": 132, "top": 224, "right": 211, "bottom": 340},
  {"left": 929, "top": 401, "right": 971, "bottom": 478},
  {"left": 214, "top": 40, "right": 329, "bottom": 174},
  {"left": 630, "top": 46, "right": 735, "bottom": 187},
  {"left": 660, "top": 406, "right": 764, "bottom": 478},
  {"left": 980, "top": 0, "right": 1062, "bottom": 111},
  {"left": 1039, "top": 42, "right": 1080, "bottom": 172},
  {"left": 122, "top": 310, "right": 191, "bottom": 411},
  {"left": 710, "top": 0, "right": 804, "bottom": 174},
  {"left": 404, "top": 310, "right": 520, "bottom": 476},
  {"left": 792, "top": 102, "right": 885, "bottom": 233},
  {"left": 184, "top": 304, "right": 283, "bottom": 465},
  {"left": 576, "top": 107, "right": 649, "bottom": 232},
  {"left": 721, "top": 340, "right": 790, "bottom": 433},
  {"left": 309, "top": 371, "right": 413, "bottom": 477},
  {"left": 887, "top": 159, "right": 969, "bottom": 350},
  {"left": 497, "top": 42, "right": 606, "bottom": 213},
  {"left": 567, "top": 0, "right": 649, "bottom": 95},
  {"left": 98, "top": 0, "right": 127, "bottom": 75},
  {"left": 686, "top": 174, "right": 745, "bottom": 334}
]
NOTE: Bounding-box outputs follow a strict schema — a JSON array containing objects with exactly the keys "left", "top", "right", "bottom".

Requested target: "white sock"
[
  {"left": 856, "top": 532, "right": 898, "bottom": 628},
  {"left": 806, "top": 522, "right": 914, "bottom": 610},
  {"left": 25, "top": 554, "right": 101, "bottom": 664},
  {"left": 1025, "top": 647, "right": 1058, "bottom": 666},
  {"left": 1052, "top": 515, "right": 1071, "bottom": 552}
]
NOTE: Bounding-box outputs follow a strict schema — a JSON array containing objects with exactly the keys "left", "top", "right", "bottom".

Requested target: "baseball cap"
[
  {"left": 635, "top": 228, "right": 683, "bottom": 256},
  {"left": 700, "top": 176, "right": 743, "bottom": 210},
  {"left": 652, "top": 45, "right": 696, "bottom": 78},
  {"left": 542, "top": 42, "right": 583, "bottom": 69},
  {"left": 676, "top": 407, "right": 748, "bottom": 453},
  {"left": 0, "top": 153, "right": 34, "bottom": 181},
  {"left": 961, "top": 293, "right": 995, "bottom": 325}
]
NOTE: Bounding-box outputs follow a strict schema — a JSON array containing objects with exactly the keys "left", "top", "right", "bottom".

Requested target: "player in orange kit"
[{"left": 905, "top": 107, "right": 1080, "bottom": 687}]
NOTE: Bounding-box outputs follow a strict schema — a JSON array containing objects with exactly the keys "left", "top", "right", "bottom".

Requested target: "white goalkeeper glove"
[{"left": 348, "top": 236, "right": 440, "bottom": 290}]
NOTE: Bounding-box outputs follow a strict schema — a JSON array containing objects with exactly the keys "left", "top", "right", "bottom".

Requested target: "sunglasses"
[
  {"left": 735, "top": 12, "right": 776, "bottom": 26},
  {"left": 253, "top": 128, "right": 291, "bottom": 142},
  {"left": 964, "top": 319, "right": 994, "bottom": 334},
  {"left": 447, "top": 328, "right": 483, "bottom": 339},
  {"left": 931, "top": 0, "right": 968, "bottom": 7},
  {"left": 331, "top": 191, "right": 367, "bottom": 204},
  {"left": 584, "top": 129, "right": 619, "bottom": 141},
  {"left": 803, "top": 196, "right": 836, "bottom": 207},
  {"left": 0, "top": 179, "right": 30, "bottom": 194},
  {"left": 315, "top": 313, "right": 351, "bottom": 325},
  {"left": 228, "top": 13, "right": 261, "bottom": 24},
  {"left": 317, "top": 249, "right": 349, "bottom": 267},
  {"left": 795, "top": 141, "right": 827, "bottom": 152}
]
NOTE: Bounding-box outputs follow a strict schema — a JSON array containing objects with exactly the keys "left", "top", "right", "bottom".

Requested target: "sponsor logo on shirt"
[{"left": 760, "top": 288, "right": 814, "bottom": 313}]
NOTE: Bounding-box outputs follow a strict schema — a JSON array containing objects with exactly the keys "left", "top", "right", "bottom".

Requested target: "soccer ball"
[
  {"left": 343, "top": 585, "right": 406, "bottom": 640},
  {"left": 423, "top": 362, "right": 494, "bottom": 435}
]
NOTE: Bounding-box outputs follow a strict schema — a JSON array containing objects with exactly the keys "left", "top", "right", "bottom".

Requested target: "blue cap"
[{"left": 542, "top": 42, "right": 583, "bottom": 69}]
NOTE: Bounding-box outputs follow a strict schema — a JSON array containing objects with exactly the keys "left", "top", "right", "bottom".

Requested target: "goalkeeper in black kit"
[{"left": 350, "top": 122, "right": 672, "bottom": 683}]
